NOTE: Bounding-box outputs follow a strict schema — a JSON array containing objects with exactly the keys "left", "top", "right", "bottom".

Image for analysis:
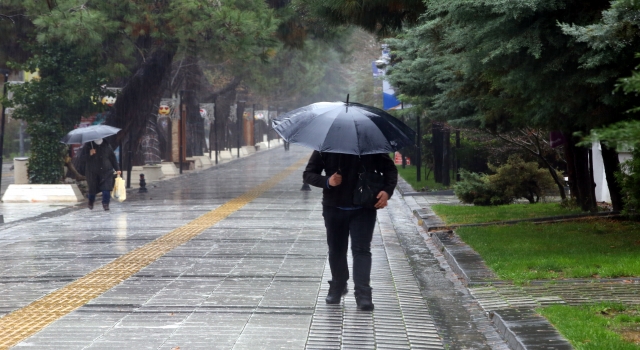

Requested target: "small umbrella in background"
[
  {"left": 271, "top": 97, "right": 416, "bottom": 155},
  {"left": 60, "top": 125, "right": 121, "bottom": 144}
]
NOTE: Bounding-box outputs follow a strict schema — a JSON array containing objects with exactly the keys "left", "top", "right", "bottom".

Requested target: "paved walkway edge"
[
  {"left": 421, "top": 228, "right": 575, "bottom": 349},
  {"left": 490, "top": 308, "right": 573, "bottom": 350}
]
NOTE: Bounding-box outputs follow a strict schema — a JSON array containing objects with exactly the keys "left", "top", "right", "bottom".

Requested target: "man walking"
[{"left": 303, "top": 151, "right": 397, "bottom": 311}]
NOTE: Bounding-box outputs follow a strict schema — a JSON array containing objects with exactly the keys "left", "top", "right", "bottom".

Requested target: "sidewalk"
[
  {"left": 0, "top": 145, "right": 512, "bottom": 349},
  {"left": 0, "top": 144, "right": 283, "bottom": 224}
]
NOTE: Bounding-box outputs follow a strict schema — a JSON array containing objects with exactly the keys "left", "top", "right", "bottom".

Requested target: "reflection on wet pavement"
[{"left": 0, "top": 146, "right": 507, "bottom": 349}]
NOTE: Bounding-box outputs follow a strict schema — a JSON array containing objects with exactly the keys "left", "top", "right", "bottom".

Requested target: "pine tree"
[{"left": 385, "top": 0, "right": 640, "bottom": 211}]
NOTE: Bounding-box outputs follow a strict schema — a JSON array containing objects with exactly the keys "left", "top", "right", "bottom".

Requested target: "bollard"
[
  {"left": 300, "top": 182, "right": 311, "bottom": 191},
  {"left": 139, "top": 173, "right": 148, "bottom": 193}
]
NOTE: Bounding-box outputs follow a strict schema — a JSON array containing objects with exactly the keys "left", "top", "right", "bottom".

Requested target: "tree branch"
[{"left": 204, "top": 76, "right": 242, "bottom": 102}]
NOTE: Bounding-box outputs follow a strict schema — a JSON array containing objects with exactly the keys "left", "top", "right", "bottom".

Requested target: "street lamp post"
[{"left": 0, "top": 69, "right": 10, "bottom": 194}]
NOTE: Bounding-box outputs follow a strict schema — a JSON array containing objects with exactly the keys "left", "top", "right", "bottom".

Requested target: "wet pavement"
[{"left": 0, "top": 146, "right": 513, "bottom": 349}]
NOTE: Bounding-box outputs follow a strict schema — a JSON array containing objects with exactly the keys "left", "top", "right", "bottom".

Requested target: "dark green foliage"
[
  {"left": 293, "top": 0, "right": 425, "bottom": 36},
  {"left": 7, "top": 45, "right": 107, "bottom": 184},
  {"left": 0, "top": 0, "right": 34, "bottom": 67},
  {"left": 487, "top": 156, "right": 558, "bottom": 205},
  {"left": 453, "top": 170, "right": 499, "bottom": 206},
  {"left": 380, "top": 0, "right": 640, "bottom": 212},
  {"left": 454, "top": 156, "right": 557, "bottom": 206},
  {"left": 616, "top": 148, "right": 640, "bottom": 218}
]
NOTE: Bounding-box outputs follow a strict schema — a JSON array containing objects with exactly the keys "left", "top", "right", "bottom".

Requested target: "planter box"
[
  {"left": 122, "top": 166, "right": 144, "bottom": 187},
  {"left": 160, "top": 162, "right": 179, "bottom": 176},
  {"left": 2, "top": 184, "right": 84, "bottom": 202},
  {"left": 193, "top": 155, "right": 212, "bottom": 168},
  {"left": 241, "top": 145, "right": 256, "bottom": 155},
  {"left": 218, "top": 150, "right": 233, "bottom": 161},
  {"left": 142, "top": 164, "right": 164, "bottom": 182}
]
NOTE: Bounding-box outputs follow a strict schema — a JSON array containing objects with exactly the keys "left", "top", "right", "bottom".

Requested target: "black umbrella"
[
  {"left": 60, "top": 125, "right": 121, "bottom": 144},
  {"left": 271, "top": 99, "right": 416, "bottom": 155}
]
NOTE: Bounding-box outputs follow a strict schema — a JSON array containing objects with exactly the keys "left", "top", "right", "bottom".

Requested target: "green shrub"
[
  {"left": 453, "top": 170, "right": 504, "bottom": 205},
  {"left": 8, "top": 44, "right": 107, "bottom": 183},
  {"left": 454, "top": 156, "right": 558, "bottom": 205},
  {"left": 617, "top": 148, "right": 640, "bottom": 218},
  {"left": 487, "top": 155, "right": 558, "bottom": 204}
]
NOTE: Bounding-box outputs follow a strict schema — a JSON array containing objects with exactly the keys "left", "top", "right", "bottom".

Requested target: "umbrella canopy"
[
  {"left": 271, "top": 101, "right": 416, "bottom": 155},
  {"left": 60, "top": 125, "right": 121, "bottom": 144}
]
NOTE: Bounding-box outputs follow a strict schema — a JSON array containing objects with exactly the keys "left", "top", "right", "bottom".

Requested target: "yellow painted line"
[{"left": 0, "top": 156, "right": 309, "bottom": 349}]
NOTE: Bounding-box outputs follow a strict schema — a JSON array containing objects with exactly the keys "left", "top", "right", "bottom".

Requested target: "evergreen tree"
[
  {"left": 385, "top": 0, "right": 640, "bottom": 211},
  {"left": 3, "top": 0, "right": 280, "bottom": 174},
  {"left": 7, "top": 45, "right": 108, "bottom": 183}
]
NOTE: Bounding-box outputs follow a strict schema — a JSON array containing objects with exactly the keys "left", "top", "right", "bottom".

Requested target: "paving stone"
[{"left": 0, "top": 147, "right": 515, "bottom": 349}]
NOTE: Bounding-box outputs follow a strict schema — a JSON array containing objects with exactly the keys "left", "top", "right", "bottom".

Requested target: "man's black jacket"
[{"left": 303, "top": 151, "right": 398, "bottom": 208}]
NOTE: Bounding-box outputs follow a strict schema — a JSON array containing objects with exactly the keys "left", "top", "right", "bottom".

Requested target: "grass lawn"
[
  {"left": 457, "top": 219, "right": 640, "bottom": 283},
  {"left": 396, "top": 164, "right": 454, "bottom": 191},
  {"left": 539, "top": 302, "right": 640, "bottom": 349},
  {"left": 432, "top": 203, "right": 583, "bottom": 225}
]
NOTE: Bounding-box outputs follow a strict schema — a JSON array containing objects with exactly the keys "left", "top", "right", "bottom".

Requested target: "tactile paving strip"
[
  {"left": 305, "top": 209, "right": 444, "bottom": 350},
  {"left": 470, "top": 282, "right": 640, "bottom": 312},
  {"left": 0, "top": 157, "right": 309, "bottom": 349}
]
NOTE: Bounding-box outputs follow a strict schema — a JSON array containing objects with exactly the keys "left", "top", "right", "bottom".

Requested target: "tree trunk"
[
  {"left": 601, "top": 143, "right": 623, "bottom": 211},
  {"left": 442, "top": 129, "right": 450, "bottom": 186},
  {"left": 205, "top": 78, "right": 242, "bottom": 152},
  {"left": 433, "top": 122, "right": 443, "bottom": 183},
  {"left": 141, "top": 117, "right": 161, "bottom": 164},
  {"left": 107, "top": 47, "right": 176, "bottom": 166},
  {"left": 236, "top": 101, "right": 246, "bottom": 147},
  {"left": 184, "top": 46, "right": 204, "bottom": 157},
  {"left": 565, "top": 135, "right": 596, "bottom": 212},
  {"left": 217, "top": 96, "right": 229, "bottom": 150},
  {"left": 538, "top": 154, "right": 567, "bottom": 200},
  {"left": 564, "top": 135, "right": 578, "bottom": 200}
]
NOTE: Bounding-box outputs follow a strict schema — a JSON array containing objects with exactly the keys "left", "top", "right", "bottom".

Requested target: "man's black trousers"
[{"left": 322, "top": 205, "right": 377, "bottom": 289}]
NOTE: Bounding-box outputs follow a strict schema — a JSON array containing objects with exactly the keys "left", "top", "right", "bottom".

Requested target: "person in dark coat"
[
  {"left": 79, "top": 139, "right": 121, "bottom": 210},
  {"left": 303, "top": 151, "right": 397, "bottom": 311}
]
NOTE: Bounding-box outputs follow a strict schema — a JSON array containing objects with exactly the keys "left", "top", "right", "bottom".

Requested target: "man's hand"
[
  {"left": 329, "top": 172, "right": 342, "bottom": 187},
  {"left": 374, "top": 191, "right": 389, "bottom": 209},
  {"left": 116, "top": 171, "right": 121, "bottom": 176},
  {"left": 89, "top": 149, "right": 96, "bottom": 156}
]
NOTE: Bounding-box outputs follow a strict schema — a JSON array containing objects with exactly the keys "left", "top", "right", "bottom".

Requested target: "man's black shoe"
[
  {"left": 325, "top": 281, "right": 348, "bottom": 304},
  {"left": 88, "top": 201, "right": 94, "bottom": 210},
  {"left": 102, "top": 203, "right": 110, "bottom": 211},
  {"left": 354, "top": 286, "right": 374, "bottom": 311}
]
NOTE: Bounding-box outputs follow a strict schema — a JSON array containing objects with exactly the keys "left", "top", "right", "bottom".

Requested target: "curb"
[
  {"left": 428, "top": 230, "right": 501, "bottom": 286},
  {"left": 402, "top": 189, "right": 455, "bottom": 196},
  {"left": 415, "top": 209, "right": 620, "bottom": 232},
  {"left": 424, "top": 226, "right": 576, "bottom": 349},
  {"left": 490, "top": 308, "right": 573, "bottom": 350},
  {"left": 396, "top": 179, "right": 455, "bottom": 197}
]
